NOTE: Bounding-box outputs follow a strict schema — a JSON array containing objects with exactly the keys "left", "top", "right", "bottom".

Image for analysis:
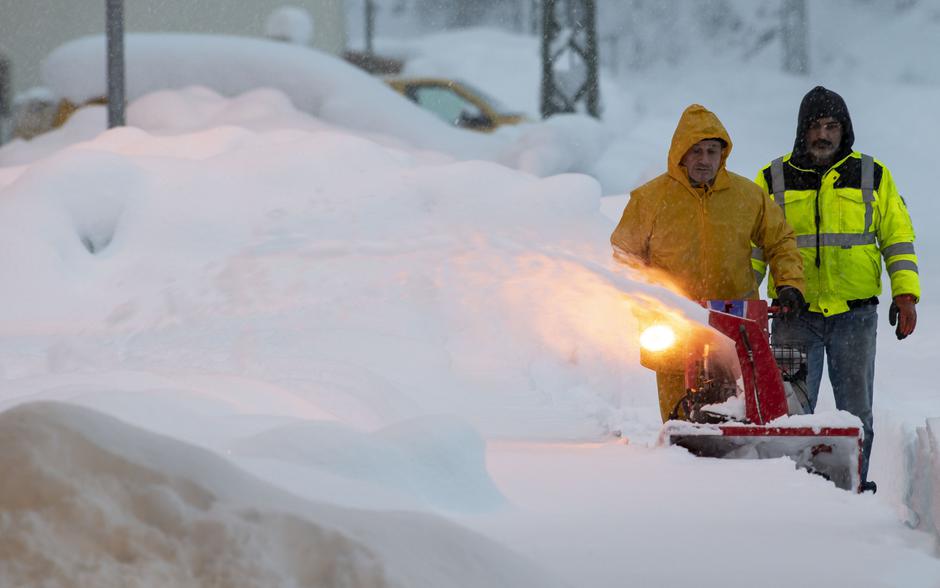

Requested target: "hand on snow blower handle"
[
  {"left": 775, "top": 286, "right": 806, "bottom": 323},
  {"left": 889, "top": 294, "right": 917, "bottom": 340}
]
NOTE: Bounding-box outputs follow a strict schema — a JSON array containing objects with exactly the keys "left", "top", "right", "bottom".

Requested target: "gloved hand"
[
  {"left": 889, "top": 294, "right": 917, "bottom": 340},
  {"left": 776, "top": 286, "right": 806, "bottom": 322}
]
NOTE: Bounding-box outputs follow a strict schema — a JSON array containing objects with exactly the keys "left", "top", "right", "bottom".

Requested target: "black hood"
[{"left": 791, "top": 86, "right": 855, "bottom": 169}]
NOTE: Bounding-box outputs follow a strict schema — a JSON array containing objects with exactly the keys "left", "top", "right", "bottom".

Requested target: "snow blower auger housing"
[{"left": 651, "top": 300, "right": 863, "bottom": 492}]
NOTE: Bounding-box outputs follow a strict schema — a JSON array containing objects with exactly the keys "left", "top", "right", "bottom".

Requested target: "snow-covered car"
[
  {"left": 35, "top": 32, "right": 485, "bottom": 153},
  {"left": 386, "top": 77, "right": 527, "bottom": 132}
]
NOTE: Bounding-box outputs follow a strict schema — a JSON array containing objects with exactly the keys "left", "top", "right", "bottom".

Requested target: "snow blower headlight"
[{"left": 639, "top": 324, "right": 677, "bottom": 352}]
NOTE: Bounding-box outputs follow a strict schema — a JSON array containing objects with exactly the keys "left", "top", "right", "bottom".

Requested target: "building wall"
[{"left": 0, "top": 0, "right": 347, "bottom": 96}]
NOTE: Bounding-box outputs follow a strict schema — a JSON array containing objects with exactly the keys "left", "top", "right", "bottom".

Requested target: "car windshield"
[{"left": 412, "top": 85, "right": 483, "bottom": 125}]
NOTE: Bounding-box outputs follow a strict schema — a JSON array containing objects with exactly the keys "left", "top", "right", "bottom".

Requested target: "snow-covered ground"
[{"left": 2, "top": 6, "right": 939, "bottom": 587}]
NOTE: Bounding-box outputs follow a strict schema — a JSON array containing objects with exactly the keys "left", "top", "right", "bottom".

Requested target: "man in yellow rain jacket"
[
  {"left": 752, "top": 86, "right": 921, "bottom": 493},
  {"left": 611, "top": 104, "right": 805, "bottom": 422}
]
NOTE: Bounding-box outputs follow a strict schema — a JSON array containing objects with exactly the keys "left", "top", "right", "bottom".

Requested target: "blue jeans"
[{"left": 771, "top": 304, "right": 878, "bottom": 482}]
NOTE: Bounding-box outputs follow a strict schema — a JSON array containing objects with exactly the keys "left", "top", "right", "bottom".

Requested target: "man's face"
[
  {"left": 805, "top": 116, "right": 843, "bottom": 165},
  {"left": 680, "top": 139, "right": 724, "bottom": 186}
]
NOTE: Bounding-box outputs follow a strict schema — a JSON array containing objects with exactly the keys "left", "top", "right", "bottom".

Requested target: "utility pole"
[
  {"left": 530, "top": 0, "right": 540, "bottom": 35},
  {"left": 106, "top": 0, "right": 126, "bottom": 128},
  {"left": 781, "top": 0, "right": 809, "bottom": 75},
  {"left": 364, "top": 0, "right": 376, "bottom": 55},
  {"left": 0, "top": 54, "right": 11, "bottom": 145},
  {"left": 540, "top": 0, "right": 599, "bottom": 119}
]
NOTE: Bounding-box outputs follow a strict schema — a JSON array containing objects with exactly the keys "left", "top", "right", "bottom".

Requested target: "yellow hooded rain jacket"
[{"left": 611, "top": 104, "right": 805, "bottom": 301}]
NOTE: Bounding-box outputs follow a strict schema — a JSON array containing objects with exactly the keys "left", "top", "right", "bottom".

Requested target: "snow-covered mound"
[
  {"left": 908, "top": 417, "right": 940, "bottom": 541},
  {"left": 41, "top": 33, "right": 495, "bottom": 159},
  {"left": 0, "top": 401, "right": 564, "bottom": 588},
  {"left": 27, "top": 33, "right": 609, "bottom": 177},
  {"left": 0, "top": 110, "right": 699, "bottom": 446}
]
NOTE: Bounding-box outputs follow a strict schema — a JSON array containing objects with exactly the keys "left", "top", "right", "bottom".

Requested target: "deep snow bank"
[
  {"left": 21, "top": 34, "right": 610, "bottom": 178},
  {"left": 910, "top": 418, "right": 940, "bottom": 542},
  {"left": 0, "top": 115, "right": 701, "bottom": 442},
  {"left": 0, "top": 402, "right": 564, "bottom": 588},
  {"left": 41, "top": 33, "right": 493, "bottom": 160}
]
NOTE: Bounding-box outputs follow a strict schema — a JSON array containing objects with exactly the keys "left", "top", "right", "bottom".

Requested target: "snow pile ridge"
[
  {"left": 39, "top": 33, "right": 496, "bottom": 161},
  {"left": 0, "top": 402, "right": 394, "bottom": 588},
  {"left": 0, "top": 402, "right": 565, "bottom": 588},
  {"left": 909, "top": 417, "right": 940, "bottom": 543}
]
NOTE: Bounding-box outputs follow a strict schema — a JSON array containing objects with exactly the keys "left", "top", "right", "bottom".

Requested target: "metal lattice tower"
[{"left": 540, "top": 0, "right": 599, "bottom": 119}]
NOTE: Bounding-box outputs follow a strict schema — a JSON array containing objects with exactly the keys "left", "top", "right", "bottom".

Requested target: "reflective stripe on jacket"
[{"left": 751, "top": 152, "right": 920, "bottom": 316}]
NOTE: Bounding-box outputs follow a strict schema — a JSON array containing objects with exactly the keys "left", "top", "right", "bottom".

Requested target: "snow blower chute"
[{"left": 646, "top": 300, "right": 863, "bottom": 492}]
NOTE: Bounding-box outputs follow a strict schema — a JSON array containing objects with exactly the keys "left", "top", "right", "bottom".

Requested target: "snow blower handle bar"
[
  {"left": 704, "top": 299, "right": 796, "bottom": 322},
  {"left": 768, "top": 305, "right": 804, "bottom": 321}
]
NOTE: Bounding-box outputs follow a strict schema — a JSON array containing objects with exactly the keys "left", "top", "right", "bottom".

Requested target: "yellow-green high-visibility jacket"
[{"left": 752, "top": 152, "right": 920, "bottom": 316}]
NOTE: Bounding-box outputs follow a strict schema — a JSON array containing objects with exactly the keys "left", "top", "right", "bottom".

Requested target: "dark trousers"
[{"left": 771, "top": 304, "right": 878, "bottom": 482}]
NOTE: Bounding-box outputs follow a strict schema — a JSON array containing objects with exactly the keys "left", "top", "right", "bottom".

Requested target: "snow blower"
[{"left": 646, "top": 300, "right": 863, "bottom": 492}]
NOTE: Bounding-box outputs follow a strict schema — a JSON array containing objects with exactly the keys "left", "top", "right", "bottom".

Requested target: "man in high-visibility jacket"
[
  {"left": 612, "top": 104, "right": 805, "bottom": 422},
  {"left": 752, "top": 86, "right": 921, "bottom": 493}
]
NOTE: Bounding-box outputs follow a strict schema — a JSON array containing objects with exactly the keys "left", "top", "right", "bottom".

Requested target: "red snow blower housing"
[{"left": 647, "top": 300, "right": 863, "bottom": 492}]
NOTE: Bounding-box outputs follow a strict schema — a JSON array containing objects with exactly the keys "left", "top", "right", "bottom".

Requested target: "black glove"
[
  {"left": 776, "top": 286, "right": 806, "bottom": 322},
  {"left": 889, "top": 294, "right": 917, "bottom": 340}
]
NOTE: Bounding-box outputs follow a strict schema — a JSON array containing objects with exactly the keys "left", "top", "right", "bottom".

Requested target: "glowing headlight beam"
[{"left": 639, "top": 324, "right": 677, "bottom": 352}]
